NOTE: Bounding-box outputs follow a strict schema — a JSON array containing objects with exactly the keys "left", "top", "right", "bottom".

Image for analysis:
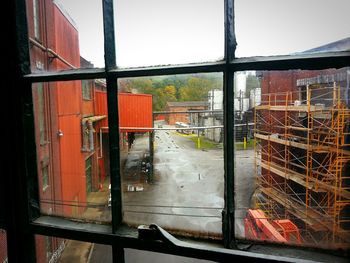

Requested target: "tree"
[{"left": 179, "top": 77, "right": 213, "bottom": 101}]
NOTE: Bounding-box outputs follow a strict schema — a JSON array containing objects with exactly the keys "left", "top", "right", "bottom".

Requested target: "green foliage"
[
  {"left": 179, "top": 77, "right": 212, "bottom": 101},
  {"left": 120, "top": 74, "right": 222, "bottom": 111}
]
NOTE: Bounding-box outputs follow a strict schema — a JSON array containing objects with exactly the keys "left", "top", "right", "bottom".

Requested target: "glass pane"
[
  {"left": 235, "top": 0, "right": 350, "bottom": 57},
  {"left": 26, "top": 0, "right": 104, "bottom": 72},
  {"left": 32, "top": 80, "right": 111, "bottom": 223},
  {"left": 0, "top": 230, "right": 7, "bottom": 263},
  {"left": 119, "top": 73, "right": 224, "bottom": 238},
  {"left": 124, "top": 249, "right": 215, "bottom": 263},
  {"left": 114, "top": 0, "right": 224, "bottom": 68},
  {"left": 35, "top": 235, "right": 112, "bottom": 263},
  {"left": 234, "top": 68, "right": 350, "bottom": 250}
]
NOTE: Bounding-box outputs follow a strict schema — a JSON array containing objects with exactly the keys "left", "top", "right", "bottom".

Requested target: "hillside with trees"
[{"left": 118, "top": 73, "right": 222, "bottom": 111}]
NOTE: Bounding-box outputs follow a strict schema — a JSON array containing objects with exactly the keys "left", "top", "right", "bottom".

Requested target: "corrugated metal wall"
[
  {"left": 95, "top": 91, "right": 153, "bottom": 131},
  {"left": 95, "top": 90, "right": 108, "bottom": 128},
  {"left": 119, "top": 93, "right": 153, "bottom": 132},
  {"left": 53, "top": 5, "right": 80, "bottom": 68},
  {"left": 59, "top": 115, "right": 86, "bottom": 216},
  {"left": 57, "top": 81, "right": 82, "bottom": 116}
]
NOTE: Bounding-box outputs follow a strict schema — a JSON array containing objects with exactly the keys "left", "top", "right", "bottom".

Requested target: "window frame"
[
  {"left": 4, "top": 0, "right": 350, "bottom": 262},
  {"left": 32, "top": 0, "right": 41, "bottom": 41},
  {"left": 36, "top": 82, "right": 47, "bottom": 145},
  {"left": 82, "top": 79, "right": 93, "bottom": 100}
]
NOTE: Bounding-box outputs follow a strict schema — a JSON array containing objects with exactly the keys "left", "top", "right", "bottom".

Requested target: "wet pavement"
[
  {"left": 122, "top": 127, "right": 255, "bottom": 239},
  {"left": 57, "top": 126, "right": 255, "bottom": 262},
  {"left": 122, "top": 127, "right": 225, "bottom": 238}
]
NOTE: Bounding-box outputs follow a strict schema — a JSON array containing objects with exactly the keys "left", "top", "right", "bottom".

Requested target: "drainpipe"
[{"left": 88, "top": 120, "right": 94, "bottom": 151}]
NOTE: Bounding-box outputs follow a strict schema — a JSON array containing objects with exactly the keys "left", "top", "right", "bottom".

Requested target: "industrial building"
[
  {"left": 0, "top": 0, "right": 153, "bottom": 262},
  {"left": 252, "top": 66, "right": 350, "bottom": 249},
  {"left": 165, "top": 101, "right": 208, "bottom": 125},
  {"left": 4, "top": 0, "right": 350, "bottom": 262}
]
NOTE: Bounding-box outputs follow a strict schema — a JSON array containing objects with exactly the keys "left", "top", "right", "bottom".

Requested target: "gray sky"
[
  {"left": 235, "top": 0, "right": 350, "bottom": 57},
  {"left": 56, "top": 0, "right": 349, "bottom": 68}
]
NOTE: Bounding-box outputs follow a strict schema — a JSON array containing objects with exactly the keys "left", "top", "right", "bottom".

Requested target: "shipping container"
[
  {"left": 95, "top": 91, "right": 153, "bottom": 132},
  {"left": 119, "top": 93, "right": 153, "bottom": 132}
]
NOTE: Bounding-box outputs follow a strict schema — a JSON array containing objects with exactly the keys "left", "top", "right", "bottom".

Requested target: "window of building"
[
  {"left": 85, "top": 156, "right": 93, "bottom": 194},
  {"left": 5, "top": 0, "right": 350, "bottom": 262},
  {"left": 82, "top": 80, "right": 92, "bottom": 100},
  {"left": 44, "top": 236, "right": 52, "bottom": 261},
  {"left": 42, "top": 165, "right": 49, "bottom": 191},
  {"left": 36, "top": 83, "right": 47, "bottom": 145},
  {"left": 33, "top": 0, "right": 41, "bottom": 40}
]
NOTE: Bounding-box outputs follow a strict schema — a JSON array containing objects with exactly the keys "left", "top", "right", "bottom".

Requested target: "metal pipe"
[{"left": 29, "top": 37, "right": 77, "bottom": 69}]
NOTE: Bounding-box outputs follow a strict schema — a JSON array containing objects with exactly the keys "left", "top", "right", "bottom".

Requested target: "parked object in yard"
[{"left": 244, "top": 209, "right": 301, "bottom": 244}]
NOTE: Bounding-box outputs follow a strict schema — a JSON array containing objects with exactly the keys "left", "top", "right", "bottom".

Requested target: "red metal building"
[
  {"left": 3, "top": 1, "right": 155, "bottom": 262},
  {"left": 27, "top": 0, "right": 86, "bottom": 262},
  {"left": 0, "top": 230, "right": 6, "bottom": 262}
]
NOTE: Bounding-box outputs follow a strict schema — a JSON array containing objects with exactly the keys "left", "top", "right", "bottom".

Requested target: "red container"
[
  {"left": 95, "top": 92, "right": 153, "bottom": 132},
  {"left": 118, "top": 93, "right": 153, "bottom": 132}
]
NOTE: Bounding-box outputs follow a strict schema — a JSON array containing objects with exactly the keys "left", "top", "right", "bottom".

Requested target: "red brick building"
[{"left": 165, "top": 101, "right": 208, "bottom": 125}]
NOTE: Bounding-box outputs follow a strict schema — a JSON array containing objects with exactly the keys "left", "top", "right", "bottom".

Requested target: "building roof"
[
  {"left": 302, "top": 37, "right": 350, "bottom": 53},
  {"left": 53, "top": 0, "right": 78, "bottom": 31},
  {"left": 166, "top": 101, "right": 208, "bottom": 107}
]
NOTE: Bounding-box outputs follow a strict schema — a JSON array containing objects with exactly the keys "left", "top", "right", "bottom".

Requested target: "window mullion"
[
  {"left": 103, "top": 0, "right": 122, "bottom": 236},
  {"left": 222, "top": 0, "right": 236, "bottom": 249},
  {"left": 106, "top": 76, "right": 123, "bottom": 232},
  {"left": 103, "top": 0, "right": 117, "bottom": 70}
]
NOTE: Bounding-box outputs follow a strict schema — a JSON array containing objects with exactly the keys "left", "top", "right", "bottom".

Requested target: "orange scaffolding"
[{"left": 254, "top": 83, "right": 350, "bottom": 249}]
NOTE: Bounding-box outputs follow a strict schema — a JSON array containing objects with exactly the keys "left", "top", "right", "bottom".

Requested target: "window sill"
[{"left": 29, "top": 216, "right": 349, "bottom": 263}]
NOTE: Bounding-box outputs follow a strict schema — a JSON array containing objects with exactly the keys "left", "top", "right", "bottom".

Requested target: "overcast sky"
[{"left": 56, "top": 0, "right": 349, "bottom": 68}]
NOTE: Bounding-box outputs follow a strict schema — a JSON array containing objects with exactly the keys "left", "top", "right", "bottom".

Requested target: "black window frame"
[{"left": 4, "top": 0, "right": 350, "bottom": 262}]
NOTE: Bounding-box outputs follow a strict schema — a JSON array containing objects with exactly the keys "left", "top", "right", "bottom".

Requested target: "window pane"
[
  {"left": 82, "top": 80, "right": 93, "bottom": 100},
  {"left": 26, "top": 0, "right": 104, "bottom": 72},
  {"left": 35, "top": 235, "right": 112, "bottom": 263},
  {"left": 0, "top": 230, "right": 7, "bottom": 263},
  {"left": 114, "top": 0, "right": 224, "bottom": 68},
  {"left": 235, "top": 0, "right": 350, "bottom": 57},
  {"left": 118, "top": 73, "right": 224, "bottom": 238},
  {"left": 124, "top": 249, "right": 215, "bottom": 263},
  {"left": 32, "top": 80, "right": 111, "bottom": 223},
  {"left": 234, "top": 68, "right": 350, "bottom": 250}
]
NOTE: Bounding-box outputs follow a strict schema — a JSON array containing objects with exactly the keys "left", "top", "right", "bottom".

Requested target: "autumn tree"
[{"left": 179, "top": 77, "right": 214, "bottom": 101}]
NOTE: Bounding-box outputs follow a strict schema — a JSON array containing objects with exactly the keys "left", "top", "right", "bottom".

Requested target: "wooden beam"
[
  {"left": 258, "top": 160, "right": 350, "bottom": 199},
  {"left": 255, "top": 133, "right": 350, "bottom": 155},
  {"left": 261, "top": 188, "right": 350, "bottom": 242},
  {"left": 255, "top": 105, "right": 324, "bottom": 112}
]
